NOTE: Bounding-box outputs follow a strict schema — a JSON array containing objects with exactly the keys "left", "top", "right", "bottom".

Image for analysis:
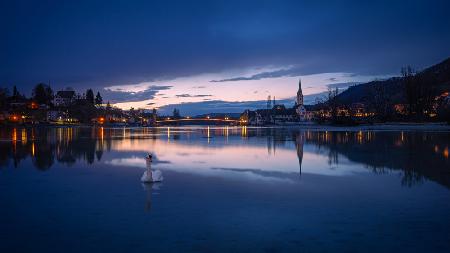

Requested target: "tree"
[
  {"left": 68, "top": 100, "right": 97, "bottom": 123},
  {"left": 0, "top": 87, "right": 9, "bottom": 109},
  {"left": 327, "top": 87, "right": 339, "bottom": 122},
  {"left": 86, "top": 89, "right": 94, "bottom": 104},
  {"left": 32, "top": 83, "right": 53, "bottom": 105},
  {"left": 401, "top": 66, "right": 436, "bottom": 119},
  {"left": 12, "top": 85, "right": 19, "bottom": 99},
  {"left": 172, "top": 108, "right": 180, "bottom": 119},
  {"left": 106, "top": 101, "right": 111, "bottom": 110},
  {"left": 95, "top": 92, "right": 103, "bottom": 105},
  {"left": 370, "top": 81, "right": 392, "bottom": 121},
  {"left": 129, "top": 107, "right": 136, "bottom": 117},
  {"left": 416, "top": 73, "right": 436, "bottom": 117},
  {"left": 402, "top": 66, "right": 417, "bottom": 116},
  {"left": 152, "top": 108, "right": 157, "bottom": 122}
]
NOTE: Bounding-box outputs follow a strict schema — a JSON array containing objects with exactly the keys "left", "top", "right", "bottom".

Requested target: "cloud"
[
  {"left": 192, "top": 86, "right": 206, "bottom": 89},
  {"left": 4, "top": 0, "right": 450, "bottom": 95},
  {"left": 210, "top": 66, "right": 302, "bottom": 82},
  {"left": 175, "top": 94, "right": 213, "bottom": 98},
  {"left": 102, "top": 85, "right": 172, "bottom": 103},
  {"left": 326, "top": 82, "right": 360, "bottom": 89}
]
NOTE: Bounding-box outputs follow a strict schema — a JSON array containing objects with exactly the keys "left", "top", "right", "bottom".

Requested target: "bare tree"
[
  {"left": 402, "top": 66, "right": 416, "bottom": 117},
  {"left": 370, "top": 82, "right": 391, "bottom": 121},
  {"left": 327, "top": 87, "right": 339, "bottom": 122},
  {"left": 402, "top": 66, "right": 436, "bottom": 119}
]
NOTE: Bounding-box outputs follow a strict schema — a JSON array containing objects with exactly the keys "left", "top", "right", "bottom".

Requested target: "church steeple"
[
  {"left": 298, "top": 79, "right": 302, "bottom": 94},
  {"left": 296, "top": 78, "right": 303, "bottom": 106}
]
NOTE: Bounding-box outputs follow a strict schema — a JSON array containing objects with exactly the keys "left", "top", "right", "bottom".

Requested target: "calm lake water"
[{"left": 1, "top": 126, "right": 450, "bottom": 252}]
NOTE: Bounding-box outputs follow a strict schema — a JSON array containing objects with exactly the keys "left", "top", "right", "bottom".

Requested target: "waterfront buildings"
[
  {"left": 240, "top": 79, "right": 310, "bottom": 125},
  {"left": 53, "top": 90, "right": 75, "bottom": 107}
]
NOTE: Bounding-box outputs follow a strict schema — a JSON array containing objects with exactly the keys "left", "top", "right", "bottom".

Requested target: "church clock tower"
[
  {"left": 295, "top": 78, "right": 307, "bottom": 121},
  {"left": 296, "top": 78, "right": 303, "bottom": 106}
]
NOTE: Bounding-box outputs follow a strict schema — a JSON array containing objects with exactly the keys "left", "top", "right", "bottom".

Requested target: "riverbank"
[
  {"left": 1, "top": 122, "right": 450, "bottom": 131},
  {"left": 289, "top": 122, "right": 450, "bottom": 131}
]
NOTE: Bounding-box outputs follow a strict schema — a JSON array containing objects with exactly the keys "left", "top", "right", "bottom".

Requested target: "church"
[
  {"left": 295, "top": 79, "right": 307, "bottom": 121},
  {"left": 240, "top": 78, "right": 309, "bottom": 125}
]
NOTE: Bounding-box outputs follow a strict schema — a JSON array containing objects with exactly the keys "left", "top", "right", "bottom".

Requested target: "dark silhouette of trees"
[
  {"left": 86, "top": 89, "right": 94, "bottom": 104},
  {"left": 32, "top": 83, "right": 53, "bottom": 105},
  {"left": 369, "top": 81, "right": 392, "bottom": 121},
  {"left": 0, "top": 87, "right": 9, "bottom": 109},
  {"left": 68, "top": 99, "right": 97, "bottom": 123},
  {"left": 327, "top": 87, "right": 339, "bottom": 122},
  {"left": 417, "top": 73, "right": 437, "bottom": 117},
  {"left": 172, "top": 108, "right": 181, "bottom": 119},
  {"left": 402, "top": 66, "right": 416, "bottom": 116},
  {"left": 95, "top": 91, "right": 103, "bottom": 105},
  {"left": 401, "top": 66, "right": 436, "bottom": 119},
  {"left": 12, "top": 85, "right": 20, "bottom": 99}
]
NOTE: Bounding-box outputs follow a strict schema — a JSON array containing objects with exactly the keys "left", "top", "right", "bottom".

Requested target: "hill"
[{"left": 335, "top": 57, "right": 450, "bottom": 105}]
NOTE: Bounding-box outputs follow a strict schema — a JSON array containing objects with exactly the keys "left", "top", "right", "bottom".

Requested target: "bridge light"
[
  {"left": 206, "top": 116, "right": 210, "bottom": 119},
  {"left": 167, "top": 117, "right": 170, "bottom": 120}
]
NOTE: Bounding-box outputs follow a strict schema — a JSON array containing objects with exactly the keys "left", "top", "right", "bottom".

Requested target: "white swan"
[
  {"left": 141, "top": 155, "right": 163, "bottom": 183},
  {"left": 141, "top": 169, "right": 163, "bottom": 183}
]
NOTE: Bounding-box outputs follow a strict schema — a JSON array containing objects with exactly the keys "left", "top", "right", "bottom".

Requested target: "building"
[
  {"left": 240, "top": 78, "right": 309, "bottom": 125},
  {"left": 53, "top": 90, "right": 75, "bottom": 107},
  {"left": 47, "top": 110, "right": 78, "bottom": 123},
  {"left": 295, "top": 79, "right": 307, "bottom": 121}
]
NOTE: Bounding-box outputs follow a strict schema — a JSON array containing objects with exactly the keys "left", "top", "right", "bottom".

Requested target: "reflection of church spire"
[
  {"left": 294, "top": 131, "right": 305, "bottom": 177},
  {"left": 267, "top": 135, "right": 272, "bottom": 155}
]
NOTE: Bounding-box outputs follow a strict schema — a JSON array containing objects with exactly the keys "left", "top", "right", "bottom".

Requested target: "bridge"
[{"left": 156, "top": 117, "right": 240, "bottom": 125}]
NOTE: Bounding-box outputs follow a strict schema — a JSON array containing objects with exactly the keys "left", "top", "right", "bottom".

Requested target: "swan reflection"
[{"left": 142, "top": 183, "right": 162, "bottom": 212}]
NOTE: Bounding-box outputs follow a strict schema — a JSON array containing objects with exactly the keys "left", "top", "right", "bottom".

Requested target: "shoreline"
[
  {"left": 286, "top": 122, "right": 450, "bottom": 131},
  {"left": 1, "top": 122, "right": 450, "bottom": 131}
]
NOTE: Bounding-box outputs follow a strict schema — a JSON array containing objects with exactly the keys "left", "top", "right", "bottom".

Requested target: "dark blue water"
[{"left": 1, "top": 127, "right": 450, "bottom": 252}]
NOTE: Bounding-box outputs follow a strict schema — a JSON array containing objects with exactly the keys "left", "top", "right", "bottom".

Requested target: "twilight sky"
[{"left": 1, "top": 0, "right": 450, "bottom": 115}]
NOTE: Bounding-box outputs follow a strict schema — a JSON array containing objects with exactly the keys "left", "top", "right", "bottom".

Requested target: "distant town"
[{"left": 1, "top": 58, "right": 450, "bottom": 127}]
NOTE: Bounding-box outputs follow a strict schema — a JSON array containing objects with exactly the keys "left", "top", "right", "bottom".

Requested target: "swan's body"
[
  {"left": 141, "top": 169, "right": 163, "bottom": 183},
  {"left": 141, "top": 156, "right": 163, "bottom": 183}
]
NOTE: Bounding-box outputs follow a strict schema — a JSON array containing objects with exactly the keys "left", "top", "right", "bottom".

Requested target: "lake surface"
[{"left": 1, "top": 126, "right": 450, "bottom": 252}]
